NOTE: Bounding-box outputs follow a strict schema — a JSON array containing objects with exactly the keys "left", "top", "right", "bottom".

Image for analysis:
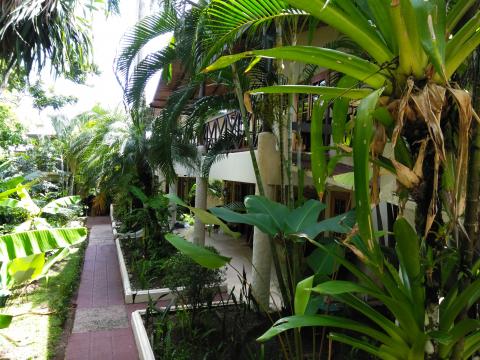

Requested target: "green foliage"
[
  {"left": 0, "top": 242, "right": 86, "bottom": 358},
  {"left": 166, "top": 194, "right": 241, "bottom": 239},
  {"left": 162, "top": 249, "right": 225, "bottom": 310},
  {"left": 164, "top": 234, "right": 231, "bottom": 270},
  {"left": 258, "top": 217, "right": 480, "bottom": 359},
  {"left": 0, "top": 104, "right": 24, "bottom": 150},
  {"left": 0, "top": 0, "right": 118, "bottom": 83},
  {"left": 28, "top": 82, "right": 78, "bottom": 111}
]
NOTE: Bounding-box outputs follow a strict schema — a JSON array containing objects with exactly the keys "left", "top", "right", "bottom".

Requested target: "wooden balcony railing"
[
  {"left": 203, "top": 110, "right": 260, "bottom": 151},
  {"left": 202, "top": 103, "right": 354, "bottom": 171}
]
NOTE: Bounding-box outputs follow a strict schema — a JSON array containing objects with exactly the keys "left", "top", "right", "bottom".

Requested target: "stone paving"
[{"left": 65, "top": 217, "right": 141, "bottom": 360}]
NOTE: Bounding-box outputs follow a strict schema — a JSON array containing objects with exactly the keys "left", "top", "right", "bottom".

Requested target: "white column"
[
  {"left": 193, "top": 145, "right": 207, "bottom": 245},
  {"left": 168, "top": 178, "right": 178, "bottom": 230},
  {"left": 251, "top": 132, "right": 278, "bottom": 309}
]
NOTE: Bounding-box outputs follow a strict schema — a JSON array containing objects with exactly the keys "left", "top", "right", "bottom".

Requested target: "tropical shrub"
[
  {"left": 201, "top": 0, "right": 480, "bottom": 358},
  {"left": 163, "top": 248, "right": 225, "bottom": 312}
]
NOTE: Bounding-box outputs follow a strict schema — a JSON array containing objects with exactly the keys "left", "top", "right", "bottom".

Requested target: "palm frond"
[
  {"left": 204, "top": 0, "right": 305, "bottom": 62},
  {"left": 0, "top": 0, "right": 95, "bottom": 81},
  {"left": 115, "top": 10, "right": 178, "bottom": 89},
  {"left": 125, "top": 46, "right": 177, "bottom": 109}
]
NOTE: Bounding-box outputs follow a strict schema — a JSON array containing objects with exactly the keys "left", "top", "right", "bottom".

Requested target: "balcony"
[{"left": 203, "top": 110, "right": 260, "bottom": 151}]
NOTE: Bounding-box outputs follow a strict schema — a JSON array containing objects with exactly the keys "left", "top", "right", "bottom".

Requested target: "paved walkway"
[{"left": 65, "top": 217, "right": 141, "bottom": 360}]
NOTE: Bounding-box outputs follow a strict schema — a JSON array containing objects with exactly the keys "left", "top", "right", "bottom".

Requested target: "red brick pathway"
[{"left": 65, "top": 217, "right": 141, "bottom": 360}]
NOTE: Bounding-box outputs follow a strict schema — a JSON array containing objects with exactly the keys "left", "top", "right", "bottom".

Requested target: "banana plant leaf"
[
  {"left": 0, "top": 227, "right": 87, "bottom": 262},
  {"left": 42, "top": 196, "right": 81, "bottom": 215},
  {"left": 6, "top": 253, "right": 45, "bottom": 287}
]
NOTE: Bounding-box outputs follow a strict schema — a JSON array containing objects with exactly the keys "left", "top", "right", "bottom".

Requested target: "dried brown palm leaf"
[
  {"left": 410, "top": 83, "right": 446, "bottom": 162},
  {"left": 391, "top": 159, "right": 421, "bottom": 189},
  {"left": 391, "top": 79, "right": 414, "bottom": 146},
  {"left": 413, "top": 139, "right": 429, "bottom": 179}
]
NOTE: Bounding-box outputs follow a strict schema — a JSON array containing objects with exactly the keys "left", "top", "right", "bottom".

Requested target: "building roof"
[{"left": 149, "top": 62, "right": 229, "bottom": 110}]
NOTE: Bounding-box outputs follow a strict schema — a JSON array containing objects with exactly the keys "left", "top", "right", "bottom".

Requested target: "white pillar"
[
  {"left": 168, "top": 178, "right": 178, "bottom": 229},
  {"left": 193, "top": 145, "right": 207, "bottom": 245},
  {"left": 251, "top": 132, "right": 278, "bottom": 309}
]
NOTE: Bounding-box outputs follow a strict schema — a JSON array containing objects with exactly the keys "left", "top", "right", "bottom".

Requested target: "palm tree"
[
  {"left": 203, "top": 0, "right": 480, "bottom": 358},
  {"left": 0, "top": 0, "right": 119, "bottom": 86},
  {"left": 69, "top": 105, "right": 196, "bottom": 199}
]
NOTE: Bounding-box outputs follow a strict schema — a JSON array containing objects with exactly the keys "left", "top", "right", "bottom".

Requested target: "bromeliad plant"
[
  {"left": 258, "top": 217, "right": 480, "bottom": 359},
  {"left": 202, "top": 0, "right": 480, "bottom": 358}
]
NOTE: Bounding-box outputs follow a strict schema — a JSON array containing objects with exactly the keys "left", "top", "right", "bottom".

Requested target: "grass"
[{"left": 0, "top": 242, "right": 86, "bottom": 359}]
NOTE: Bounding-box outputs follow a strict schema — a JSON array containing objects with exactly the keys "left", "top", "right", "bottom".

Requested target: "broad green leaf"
[
  {"left": 0, "top": 198, "right": 20, "bottom": 208},
  {"left": 311, "top": 98, "right": 329, "bottom": 199},
  {"left": 337, "top": 293, "right": 409, "bottom": 344},
  {"left": 249, "top": 85, "right": 372, "bottom": 99},
  {"left": 17, "top": 187, "right": 40, "bottom": 216},
  {"left": 446, "top": 0, "right": 477, "bottom": 34},
  {"left": 364, "top": 0, "right": 397, "bottom": 52},
  {"left": 147, "top": 196, "right": 169, "bottom": 210},
  {"left": 165, "top": 194, "right": 241, "bottom": 239},
  {"left": 389, "top": 1, "right": 425, "bottom": 78},
  {"left": 302, "top": 209, "right": 356, "bottom": 238},
  {"left": 446, "top": 11, "right": 480, "bottom": 63},
  {"left": 373, "top": 106, "right": 394, "bottom": 129},
  {"left": 164, "top": 233, "right": 231, "bottom": 269},
  {"left": 209, "top": 207, "right": 275, "bottom": 236},
  {"left": 205, "top": 46, "right": 391, "bottom": 90},
  {"left": 0, "top": 176, "right": 24, "bottom": 192},
  {"left": 353, "top": 88, "right": 383, "bottom": 263},
  {"left": 394, "top": 219, "right": 423, "bottom": 296},
  {"left": 7, "top": 253, "right": 45, "bottom": 287},
  {"left": 332, "top": 76, "right": 357, "bottom": 144},
  {"left": 463, "top": 331, "right": 480, "bottom": 359},
  {"left": 0, "top": 314, "right": 12, "bottom": 329},
  {"left": 244, "top": 196, "right": 288, "bottom": 234},
  {"left": 440, "top": 277, "right": 480, "bottom": 330},
  {"left": 0, "top": 227, "right": 87, "bottom": 262},
  {"left": 411, "top": 0, "right": 447, "bottom": 81},
  {"left": 332, "top": 171, "right": 355, "bottom": 189},
  {"left": 285, "top": 200, "right": 325, "bottom": 234},
  {"left": 439, "top": 319, "right": 480, "bottom": 358},
  {"left": 328, "top": 333, "right": 383, "bottom": 359},
  {"left": 283, "top": 0, "right": 394, "bottom": 64},
  {"left": 313, "top": 281, "right": 420, "bottom": 341},
  {"left": 40, "top": 247, "right": 70, "bottom": 278},
  {"left": 294, "top": 275, "right": 314, "bottom": 316},
  {"left": 394, "top": 219, "right": 425, "bottom": 328},
  {"left": 445, "top": 30, "right": 480, "bottom": 78},
  {"left": 311, "top": 280, "right": 375, "bottom": 296},
  {"left": 306, "top": 244, "right": 344, "bottom": 276},
  {"left": 42, "top": 196, "right": 81, "bottom": 214},
  {"left": 258, "top": 314, "right": 393, "bottom": 346}
]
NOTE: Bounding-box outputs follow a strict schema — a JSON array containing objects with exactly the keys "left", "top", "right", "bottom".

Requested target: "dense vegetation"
[{"left": 3, "top": 0, "right": 480, "bottom": 359}]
